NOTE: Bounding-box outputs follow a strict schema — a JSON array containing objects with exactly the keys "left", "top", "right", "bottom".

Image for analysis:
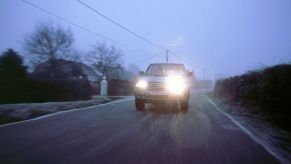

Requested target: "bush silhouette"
[
  {"left": 0, "top": 49, "right": 27, "bottom": 79},
  {"left": 0, "top": 49, "right": 91, "bottom": 104},
  {"left": 214, "top": 64, "right": 291, "bottom": 130}
]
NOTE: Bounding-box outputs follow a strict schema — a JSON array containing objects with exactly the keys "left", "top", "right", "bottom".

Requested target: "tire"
[
  {"left": 180, "top": 99, "right": 189, "bottom": 112},
  {"left": 135, "top": 98, "right": 145, "bottom": 111}
]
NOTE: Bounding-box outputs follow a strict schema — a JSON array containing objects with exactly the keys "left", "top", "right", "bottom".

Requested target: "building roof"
[{"left": 32, "top": 59, "right": 102, "bottom": 81}]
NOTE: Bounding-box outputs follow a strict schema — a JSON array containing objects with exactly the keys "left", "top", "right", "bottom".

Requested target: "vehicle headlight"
[
  {"left": 166, "top": 75, "right": 186, "bottom": 95},
  {"left": 135, "top": 80, "right": 148, "bottom": 89}
]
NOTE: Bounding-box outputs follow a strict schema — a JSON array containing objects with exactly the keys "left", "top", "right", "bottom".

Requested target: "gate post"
[{"left": 100, "top": 76, "right": 108, "bottom": 96}]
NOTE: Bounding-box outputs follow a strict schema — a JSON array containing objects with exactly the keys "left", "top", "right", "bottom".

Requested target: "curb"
[{"left": 0, "top": 98, "right": 133, "bottom": 128}]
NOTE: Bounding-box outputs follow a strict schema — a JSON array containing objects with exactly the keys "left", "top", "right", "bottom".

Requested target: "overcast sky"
[{"left": 1, "top": 0, "right": 291, "bottom": 79}]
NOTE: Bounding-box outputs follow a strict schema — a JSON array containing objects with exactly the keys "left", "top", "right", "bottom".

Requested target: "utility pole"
[
  {"left": 166, "top": 49, "right": 169, "bottom": 63},
  {"left": 203, "top": 68, "right": 205, "bottom": 80}
]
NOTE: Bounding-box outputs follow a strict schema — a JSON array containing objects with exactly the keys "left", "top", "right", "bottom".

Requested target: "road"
[{"left": 0, "top": 91, "right": 279, "bottom": 164}]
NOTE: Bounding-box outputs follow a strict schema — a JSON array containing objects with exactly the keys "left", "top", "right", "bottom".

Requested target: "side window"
[{"left": 146, "top": 65, "right": 153, "bottom": 74}]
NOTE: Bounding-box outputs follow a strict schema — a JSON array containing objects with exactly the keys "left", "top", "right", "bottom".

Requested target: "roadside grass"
[
  {"left": 0, "top": 96, "right": 128, "bottom": 125},
  {"left": 206, "top": 93, "right": 291, "bottom": 163},
  {"left": 0, "top": 116, "right": 24, "bottom": 125},
  {"left": 29, "top": 110, "right": 52, "bottom": 118},
  {"left": 207, "top": 90, "right": 290, "bottom": 132}
]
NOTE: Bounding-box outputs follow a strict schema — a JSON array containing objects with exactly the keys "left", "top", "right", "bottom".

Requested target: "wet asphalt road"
[{"left": 0, "top": 91, "right": 279, "bottom": 164}]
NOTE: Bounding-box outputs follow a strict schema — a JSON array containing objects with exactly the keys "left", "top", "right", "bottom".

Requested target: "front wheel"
[
  {"left": 180, "top": 99, "right": 189, "bottom": 112},
  {"left": 135, "top": 98, "right": 145, "bottom": 111}
]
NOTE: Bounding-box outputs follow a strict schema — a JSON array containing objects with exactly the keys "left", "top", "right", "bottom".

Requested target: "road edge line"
[
  {"left": 204, "top": 96, "right": 284, "bottom": 163},
  {"left": 0, "top": 98, "right": 133, "bottom": 128}
]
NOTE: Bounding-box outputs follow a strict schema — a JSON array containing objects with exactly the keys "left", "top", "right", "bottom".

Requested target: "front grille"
[{"left": 148, "top": 82, "right": 165, "bottom": 91}]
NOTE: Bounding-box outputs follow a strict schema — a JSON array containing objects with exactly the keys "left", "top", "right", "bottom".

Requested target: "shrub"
[
  {"left": 108, "top": 79, "right": 133, "bottom": 96},
  {"left": 259, "top": 65, "right": 291, "bottom": 116},
  {"left": 0, "top": 49, "right": 27, "bottom": 79},
  {"left": 0, "top": 79, "right": 91, "bottom": 104},
  {"left": 0, "top": 49, "right": 92, "bottom": 104},
  {"left": 214, "top": 64, "right": 291, "bottom": 129}
]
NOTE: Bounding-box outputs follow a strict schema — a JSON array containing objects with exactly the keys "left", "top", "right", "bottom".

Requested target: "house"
[
  {"left": 31, "top": 59, "right": 103, "bottom": 84},
  {"left": 30, "top": 59, "right": 103, "bottom": 95}
]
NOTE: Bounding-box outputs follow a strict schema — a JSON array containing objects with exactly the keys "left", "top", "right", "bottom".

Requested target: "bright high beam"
[
  {"left": 166, "top": 75, "right": 186, "bottom": 95},
  {"left": 136, "top": 80, "right": 148, "bottom": 89}
]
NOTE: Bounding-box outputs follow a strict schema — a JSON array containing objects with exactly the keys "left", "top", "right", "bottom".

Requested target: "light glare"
[
  {"left": 166, "top": 75, "right": 186, "bottom": 95},
  {"left": 136, "top": 80, "right": 147, "bottom": 89}
]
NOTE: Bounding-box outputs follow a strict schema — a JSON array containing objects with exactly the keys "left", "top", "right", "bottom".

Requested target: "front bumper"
[{"left": 135, "top": 89, "right": 188, "bottom": 103}]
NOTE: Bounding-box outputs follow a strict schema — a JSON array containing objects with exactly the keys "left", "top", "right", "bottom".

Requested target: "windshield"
[{"left": 146, "top": 64, "right": 186, "bottom": 76}]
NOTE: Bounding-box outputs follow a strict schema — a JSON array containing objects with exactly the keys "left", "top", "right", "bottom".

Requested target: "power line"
[
  {"left": 22, "top": 0, "right": 165, "bottom": 59},
  {"left": 22, "top": 0, "right": 125, "bottom": 46},
  {"left": 26, "top": 0, "right": 183, "bottom": 63},
  {"left": 76, "top": 0, "right": 167, "bottom": 51},
  {"left": 23, "top": 0, "right": 169, "bottom": 64}
]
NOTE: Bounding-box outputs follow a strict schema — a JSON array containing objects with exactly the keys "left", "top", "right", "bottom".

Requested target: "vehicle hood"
[
  {"left": 138, "top": 76, "right": 166, "bottom": 83},
  {"left": 138, "top": 75, "right": 188, "bottom": 83}
]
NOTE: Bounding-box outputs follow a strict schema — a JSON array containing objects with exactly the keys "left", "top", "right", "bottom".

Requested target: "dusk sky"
[{"left": 1, "top": 0, "right": 291, "bottom": 79}]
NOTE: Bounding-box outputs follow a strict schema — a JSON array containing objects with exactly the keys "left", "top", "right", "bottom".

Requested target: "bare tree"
[
  {"left": 24, "top": 23, "right": 73, "bottom": 60},
  {"left": 23, "top": 23, "right": 74, "bottom": 79},
  {"left": 87, "top": 42, "right": 124, "bottom": 79}
]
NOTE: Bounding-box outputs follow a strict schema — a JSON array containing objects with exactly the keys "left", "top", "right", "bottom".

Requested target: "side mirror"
[
  {"left": 139, "top": 71, "right": 145, "bottom": 75},
  {"left": 187, "top": 71, "right": 193, "bottom": 77}
]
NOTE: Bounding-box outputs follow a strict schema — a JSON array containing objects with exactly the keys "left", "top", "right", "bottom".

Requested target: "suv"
[{"left": 134, "top": 63, "right": 193, "bottom": 111}]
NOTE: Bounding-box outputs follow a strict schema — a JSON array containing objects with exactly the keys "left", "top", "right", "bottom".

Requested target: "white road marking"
[
  {"left": 0, "top": 98, "right": 134, "bottom": 128},
  {"left": 205, "top": 96, "right": 284, "bottom": 163}
]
